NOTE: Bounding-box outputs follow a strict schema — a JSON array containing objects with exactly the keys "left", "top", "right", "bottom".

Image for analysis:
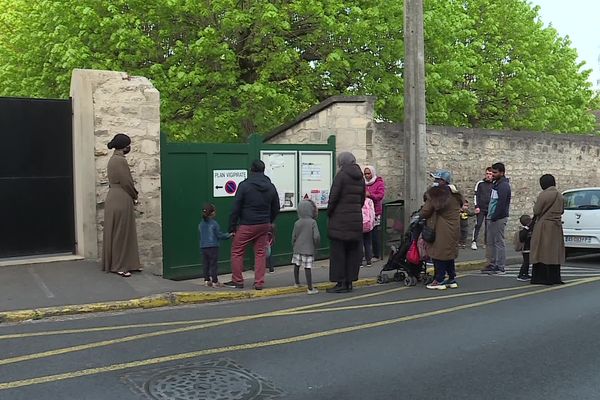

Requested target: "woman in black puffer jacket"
[{"left": 326, "top": 152, "right": 365, "bottom": 293}]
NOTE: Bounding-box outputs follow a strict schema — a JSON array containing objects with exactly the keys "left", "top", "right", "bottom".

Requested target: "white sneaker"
[
  {"left": 426, "top": 281, "right": 447, "bottom": 290},
  {"left": 307, "top": 288, "right": 319, "bottom": 295},
  {"left": 471, "top": 241, "right": 478, "bottom": 250},
  {"left": 294, "top": 284, "right": 302, "bottom": 288}
]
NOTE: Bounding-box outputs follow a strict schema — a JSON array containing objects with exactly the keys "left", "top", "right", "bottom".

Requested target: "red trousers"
[{"left": 230, "top": 224, "right": 270, "bottom": 287}]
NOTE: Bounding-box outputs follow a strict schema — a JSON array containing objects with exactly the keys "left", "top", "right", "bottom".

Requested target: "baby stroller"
[{"left": 377, "top": 213, "right": 432, "bottom": 286}]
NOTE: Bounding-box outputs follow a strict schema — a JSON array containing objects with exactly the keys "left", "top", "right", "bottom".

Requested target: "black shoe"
[
  {"left": 223, "top": 281, "right": 244, "bottom": 289},
  {"left": 326, "top": 282, "right": 344, "bottom": 293},
  {"left": 517, "top": 274, "right": 531, "bottom": 282},
  {"left": 346, "top": 282, "right": 353, "bottom": 292},
  {"left": 480, "top": 265, "right": 495, "bottom": 274},
  {"left": 253, "top": 284, "right": 263, "bottom": 290}
]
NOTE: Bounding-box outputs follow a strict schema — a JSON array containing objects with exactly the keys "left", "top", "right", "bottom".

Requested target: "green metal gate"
[{"left": 161, "top": 134, "right": 336, "bottom": 280}]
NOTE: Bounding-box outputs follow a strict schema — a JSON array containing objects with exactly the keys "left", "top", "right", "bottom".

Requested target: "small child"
[
  {"left": 516, "top": 214, "right": 533, "bottom": 281},
  {"left": 199, "top": 203, "right": 232, "bottom": 287},
  {"left": 291, "top": 199, "right": 320, "bottom": 294},
  {"left": 459, "top": 200, "right": 475, "bottom": 248}
]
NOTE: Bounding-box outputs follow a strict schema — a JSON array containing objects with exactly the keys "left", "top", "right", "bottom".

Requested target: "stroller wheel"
[
  {"left": 393, "top": 271, "right": 406, "bottom": 282},
  {"left": 403, "top": 277, "right": 411, "bottom": 286},
  {"left": 410, "top": 276, "right": 418, "bottom": 286},
  {"left": 378, "top": 274, "right": 389, "bottom": 284}
]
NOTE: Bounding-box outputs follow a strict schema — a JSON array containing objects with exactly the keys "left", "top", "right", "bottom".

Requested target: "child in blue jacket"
[{"left": 199, "top": 203, "right": 232, "bottom": 287}]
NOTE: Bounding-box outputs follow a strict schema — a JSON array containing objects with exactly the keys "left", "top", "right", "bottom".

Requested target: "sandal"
[{"left": 115, "top": 271, "right": 132, "bottom": 277}]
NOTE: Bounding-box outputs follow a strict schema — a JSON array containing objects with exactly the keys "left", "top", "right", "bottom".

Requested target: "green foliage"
[{"left": 0, "top": 0, "right": 597, "bottom": 141}]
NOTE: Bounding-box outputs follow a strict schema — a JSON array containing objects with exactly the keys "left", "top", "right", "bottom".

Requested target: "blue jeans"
[{"left": 432, "top": 258, "right": 456, "bottom": 282}]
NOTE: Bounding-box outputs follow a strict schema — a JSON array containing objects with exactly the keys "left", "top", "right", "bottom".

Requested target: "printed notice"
[{"left": 213, "top": 169, "right": 247, "bottom": 197}]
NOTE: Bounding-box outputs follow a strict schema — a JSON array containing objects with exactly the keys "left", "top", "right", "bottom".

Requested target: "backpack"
[{"left": 362, "top": 198, "right": 375, "bottom": 233}]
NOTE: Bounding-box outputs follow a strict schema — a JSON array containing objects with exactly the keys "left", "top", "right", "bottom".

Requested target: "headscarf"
[
  {"left": 107, "top": 133, "right": 131, "bottom": 150},
  {"left": 364, "top": 165, "right": 377, "bottom": 185},
  {"left": 337, "top": 151, "right": 356, "bottom": 168},
  {"left": 539, "top": 174, "right": 556, "bottom": 190}
]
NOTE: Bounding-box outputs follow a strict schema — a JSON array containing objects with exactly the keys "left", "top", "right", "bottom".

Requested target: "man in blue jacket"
[
  {"left": 224, "top": 160, "right": 280, "bottom": 290},
  {"left": 481, "top": 162, "right": 512, "bottom": 275}
]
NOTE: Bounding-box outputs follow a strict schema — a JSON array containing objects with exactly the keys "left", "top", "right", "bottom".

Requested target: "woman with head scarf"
[
  {"left": 364, "top": 165, "right": 386, "bottom": 260},
  {"left": 326, "top": 152, "right": 365, "bottom": 293},
  {"left": 102, "top": 133, "right": 141, "bottom": 277},
  {"left": 529, "top": 174, "right": 565, "bottom": 285},
  {"left": 419, "top": 170, "right": 463, "bottom": 289}
]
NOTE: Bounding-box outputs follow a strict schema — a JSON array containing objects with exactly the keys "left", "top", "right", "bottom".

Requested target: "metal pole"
[{"left": 403, "top": 0, "right": 427, "bottom": 224}]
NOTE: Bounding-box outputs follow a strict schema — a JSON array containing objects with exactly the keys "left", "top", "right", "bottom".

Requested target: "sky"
[{"left": 531, "top": 0, "right": 599, "bottom": 90}]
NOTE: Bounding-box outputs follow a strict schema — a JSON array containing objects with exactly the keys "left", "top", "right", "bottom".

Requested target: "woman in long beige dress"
[
  {"left": 102, "top": 133, "right": 141, "bottom": 277},
  {"left": 530, "top": 174, "right": 565, "bottom": 285}
]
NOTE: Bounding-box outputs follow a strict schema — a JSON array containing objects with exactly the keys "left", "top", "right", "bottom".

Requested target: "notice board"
[
  {"left": 299, "top": 151, "right": 333, "bottom": 209},
  {"left": 260, "top": 150, "right": 298, "bottom": 211}
]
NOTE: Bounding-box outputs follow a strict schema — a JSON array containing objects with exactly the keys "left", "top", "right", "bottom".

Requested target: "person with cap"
[
  {"left": 364, "top": 165, "right": 386, "bottom": 259},
  {"left": 420, "top": 170, "right": 463, "bottom": 290},
  {"left": 530, "top": 174, "right": 565, "bottom": 285},
  {"left": 481, "top": 162, "right": 512, "bottom": 275},
  {"left": 326, "top": 152, "right": 365, "bottom": 293},
  {"left": 224, "top": 160, "right": 280, "bottom": 290},
  {"left": 102, "top": 133, "right": 141, "bottom": 277}
]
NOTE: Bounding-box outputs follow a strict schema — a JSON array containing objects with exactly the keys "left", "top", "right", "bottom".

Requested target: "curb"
[{"left": 0, "top": 258, "right": 514, "bottom": 324}]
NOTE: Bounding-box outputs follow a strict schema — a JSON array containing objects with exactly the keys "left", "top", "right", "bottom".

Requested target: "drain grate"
[{"left": 122, "top": 359, "right": 285, "bottom": 400}]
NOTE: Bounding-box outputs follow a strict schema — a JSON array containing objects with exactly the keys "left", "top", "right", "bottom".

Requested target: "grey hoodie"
[{"left": 292, "top": 200, "right": 320, "bottom": 256}]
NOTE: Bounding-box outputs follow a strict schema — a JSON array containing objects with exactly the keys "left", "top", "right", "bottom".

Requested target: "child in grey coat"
[{"left": 292, "top": 199, "right": 321, "bottom": 294}]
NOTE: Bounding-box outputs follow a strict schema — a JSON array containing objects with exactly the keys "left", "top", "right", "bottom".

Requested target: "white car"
[{"left": 562, "top": 187, "right": 600, "bottom": 256}]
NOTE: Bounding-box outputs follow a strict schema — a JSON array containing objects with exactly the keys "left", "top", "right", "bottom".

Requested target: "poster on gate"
[{"left": 213, "top": 170, "right": 247, "bottom": 197}]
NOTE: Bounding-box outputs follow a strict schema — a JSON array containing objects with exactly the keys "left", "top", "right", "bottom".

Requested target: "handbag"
[
  {"left": 406, "top": 240, "right": 421, "bottom": 265},
  {"left": 421, "top": 212, "right": 437, "bottom": 243}
]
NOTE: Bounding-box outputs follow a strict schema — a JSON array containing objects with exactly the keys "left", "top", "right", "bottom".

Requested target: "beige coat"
[
  {"left": 102, "top": 150, "right": 141, "bottom": 272},
  {"left": 530, "top": 186, "right": 565, "bottom": 265},
  {"left": 420, "top": 186, "right": 463, "bottom": 261}
]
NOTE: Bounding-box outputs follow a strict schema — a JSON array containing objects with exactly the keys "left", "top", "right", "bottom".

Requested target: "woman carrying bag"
[{"left": 419, "top": 170, "right": 463, "bottom": 290}]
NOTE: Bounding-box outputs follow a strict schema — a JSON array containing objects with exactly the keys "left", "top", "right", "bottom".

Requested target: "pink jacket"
[{"left": 366, "top": 176, "right": 385, "bottom": 216}]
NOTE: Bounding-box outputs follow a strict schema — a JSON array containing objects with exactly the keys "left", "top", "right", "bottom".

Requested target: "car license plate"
[{"left": 564, "top": 236, "right": 592, "bottom": 244}]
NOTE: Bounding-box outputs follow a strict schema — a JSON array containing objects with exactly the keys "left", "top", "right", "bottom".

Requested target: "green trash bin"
[{"left": 382, "top": 200, "right": 405, "bottom": 256}]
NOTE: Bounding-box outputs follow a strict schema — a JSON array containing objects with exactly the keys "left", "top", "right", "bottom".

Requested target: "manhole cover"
[{"left": 122, "top": 359, "right": 284, "bottom": 400}]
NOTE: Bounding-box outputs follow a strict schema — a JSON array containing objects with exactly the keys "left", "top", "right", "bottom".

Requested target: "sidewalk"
[{"left": 0, "top": 247, "right": 520, "bottom": 323}]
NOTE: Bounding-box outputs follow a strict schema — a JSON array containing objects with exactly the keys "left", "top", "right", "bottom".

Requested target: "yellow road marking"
[
  {"left": 0, "top": 285, "right": 408, "bottom": 341},
  {"left": 0, "top": 286, "right": 410, "bottom": 365},
  {"left": 1, "top": 276, "right": 597, "bottom": 390},
  {"left": 279, "top": 284, "right": 535, "bottom": 315},
  {"left": 0, "top": 279, "right": 583, "bottom": 365},
  {"left": 0, "top": 318, "right": 224, "bottom": 340}
]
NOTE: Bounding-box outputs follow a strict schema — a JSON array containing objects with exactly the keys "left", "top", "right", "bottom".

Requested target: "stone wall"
[
  {"left": 423, "top": 126, "right": 600, "bottom": 233},
  {"left": 71, "top": 69, "right": 162, "bottom": 274},
  {"left": 264, "top": 96, "right": 376, "bottom": 167},
  {"left": 266, "top": 95, "right": 600, "bottom": 237}
]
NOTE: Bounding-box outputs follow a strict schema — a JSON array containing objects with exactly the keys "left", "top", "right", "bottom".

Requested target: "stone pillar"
[{"left": 70, "top": 69, "right": 162, "bottom": 274}]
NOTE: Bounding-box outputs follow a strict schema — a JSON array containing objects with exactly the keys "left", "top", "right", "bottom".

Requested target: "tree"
[{"left": 0, "top": 0, "right": 596, "bottom": 141}]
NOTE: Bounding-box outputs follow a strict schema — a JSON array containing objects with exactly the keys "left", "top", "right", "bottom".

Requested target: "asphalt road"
[{"left": 2, "top": 257, "right": 600, "bottom": 400}]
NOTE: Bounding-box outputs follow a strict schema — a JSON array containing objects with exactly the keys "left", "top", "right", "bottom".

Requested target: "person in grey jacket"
[{"left": 291, "top": 199, "right": 321, "bottom": 294}]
